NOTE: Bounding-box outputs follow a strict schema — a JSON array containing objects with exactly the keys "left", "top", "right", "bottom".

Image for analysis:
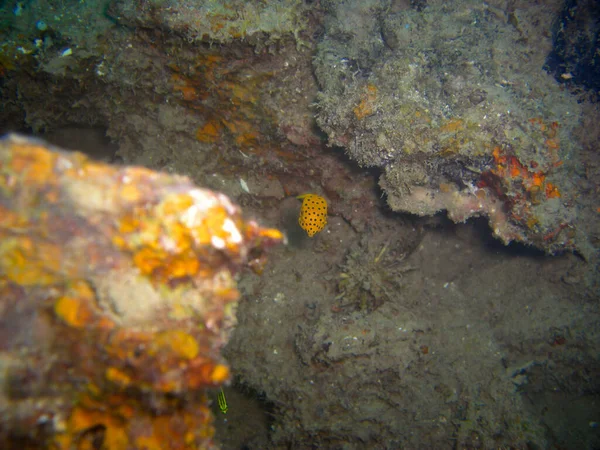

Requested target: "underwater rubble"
[{"left": 0, "top": 135, "right": 282, "bottom": 449}]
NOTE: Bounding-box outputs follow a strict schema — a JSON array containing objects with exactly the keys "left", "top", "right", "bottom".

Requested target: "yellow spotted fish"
[{"left": 297, "top": 194, "right": 328, "bottom": 237}]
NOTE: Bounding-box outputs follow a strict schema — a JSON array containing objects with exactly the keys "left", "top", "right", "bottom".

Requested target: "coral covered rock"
[
  {"left": 0, "top": 134, "right": 282, "bottom": 449},
  {"left": 107, "top": 0, "right": 307, "bottom": 46},
  {"left": 314, "top": 0, "right": 589, "bottom": 255}
]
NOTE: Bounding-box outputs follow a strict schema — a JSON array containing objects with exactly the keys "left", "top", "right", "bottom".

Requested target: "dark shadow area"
[
  {"left": 0, "top": 121, "right": 32, "bottom": 136},
  {"left": 42, "top": 126, "right": 120, "bottom": 163},
  {"left": 545, "top": 0, "right": 600, "bottom": 96},
  {"left": 468, "top": 216, "right": 548, "bottom": 258}
]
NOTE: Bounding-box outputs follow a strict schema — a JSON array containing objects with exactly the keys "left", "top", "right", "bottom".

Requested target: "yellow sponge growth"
[{"left": 297, "top": 194, "right": 328, "bottom": 237}]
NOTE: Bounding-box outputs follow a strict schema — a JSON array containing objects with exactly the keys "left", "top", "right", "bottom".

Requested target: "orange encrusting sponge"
[{"left": 297, "top": 194, "right": 328, "bottom": 237}]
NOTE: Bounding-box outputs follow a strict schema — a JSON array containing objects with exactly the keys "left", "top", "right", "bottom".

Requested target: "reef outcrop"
[
  {"left": 314, "top": 0, "right": 590, "bottom": 256},
  {"left": 0, "top": 134, "right": 283, "bottom": 449}
]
